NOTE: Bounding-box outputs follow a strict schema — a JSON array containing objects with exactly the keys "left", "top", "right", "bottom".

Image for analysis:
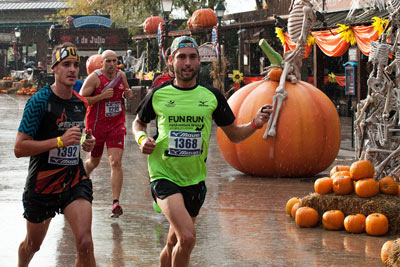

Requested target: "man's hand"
[
  {"left": 60, "top": 126, "right": 83, "bottom": 146},
  {"left": 102, "top": 88, "right": 114, "bottom": 100},
  {"left": 140, "top": 136, "right": 156, "bottom": 154},
  {"left": 253, "top": 104, "right": 273, "bottom": 128},
  {"left": 123, "top": 88, "right": 133, "bottom": 99},
  {"left": 82, "top": 129, "right": 96, "bottom": 152}
]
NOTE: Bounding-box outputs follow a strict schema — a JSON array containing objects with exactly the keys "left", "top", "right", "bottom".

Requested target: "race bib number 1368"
[{"left": 168, "top": 131, "right": 202, "bottom": 157}]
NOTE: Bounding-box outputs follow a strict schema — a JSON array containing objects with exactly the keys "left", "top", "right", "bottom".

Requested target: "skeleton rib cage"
[{"left": 354, "top": 0, "right": 400, "bottom": 180}]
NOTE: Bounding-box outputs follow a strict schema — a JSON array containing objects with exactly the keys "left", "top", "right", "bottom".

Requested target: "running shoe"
[{"left": 111, "top": 202, "right": 123, "bottom": 218}]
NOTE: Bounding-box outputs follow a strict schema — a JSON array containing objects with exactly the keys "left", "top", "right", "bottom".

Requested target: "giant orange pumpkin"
[
  {"left": 86, "top": 54, "right": 103, "bottom": 75},
  {"left": 216, "top": 80, "right": 341, "bottom": 177},
  {"left": 187, "top": 8, "right": 218, "bottom": 30},
  {"left": 143, "top": 16, "right": 165, "bottom": 34}
]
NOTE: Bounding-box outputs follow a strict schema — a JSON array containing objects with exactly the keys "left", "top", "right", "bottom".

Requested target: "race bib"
[
  {"left": 48, "top": 144, "right": 80, "bottom": 165},
  {"left": 105, "top": 101, "right": 122, "bottom": 117},
  {"left": 168, "top": 131, "right": 202, "bottom": 157}
]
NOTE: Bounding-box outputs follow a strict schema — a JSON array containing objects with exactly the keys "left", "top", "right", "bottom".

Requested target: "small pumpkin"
[
  {"left": 268, "top": 68, "right": 283, "bottom": 82},
  {"left": 143, "top": 16, "right": 165, "bottom": 34},
  {"left": 365, "top": 213, "right": 389, "bottom": 236},
  {"left": 355, "top": 178, "right": 379, "bottom": 198},
  {"left": 285, "top": 197, "right": 300, "bottom": 216},
  {"left": 331, "top": 170, "right": 351, "bottom": 179},
  {"left": 291, "top": 202, "right": 300, "bottom": 218},
  {"left": 332, "top": 176, "right": 353, "bottom": 195},
  {"left": 295, "top": 207, "right": 319, "bottom": 227},
  {"left": 350, "top": 160, "right": 375, "bottom": 180},
  {"left": 379, "top": 176, "right": 398, "bottom": 195},
  {"left": 381, "top": 240, "right": 394, "bottom": 265},
  {"left": 322, "top": 210, "right": 345, "bottom": 230},
  {"left": 344, "top": 214, "right": 366, "bottom": 234},
  {"left": 330, "top": 165, "right": 350, "bottom": 177},
  {"left": 314, "top": 177, "right": 333, "bottom": 194}
]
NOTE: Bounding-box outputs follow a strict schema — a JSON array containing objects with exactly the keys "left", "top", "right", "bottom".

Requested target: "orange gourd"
[
  {"left": 331, "top": 170, "right": 351, "bottom": 179},
  {"left": 355, "top": 178, "right": 379, "bottom": 198},
  {"left": 216, "top": 80, "right": 340, "bottom": 177},
  {"left": 329, "top": 165, "right": 350, "bottom": 177},
  {"left": 344, "top": 214, "right": 366, "bottom": 233},
  {"left": 295, "top": 207, "right": 319, "bottom": 227},
  {"left": 332, "top": 176, "right": 354, "bottom": 195},
  {"left": 314, "top": 177, "right": 333, "bottom": 194},
  {"left": 143, "top": 16, "right": 165, "bottom": 34},
  {"left": 365, "top": 213, "right": 389, "bottom": 236},
  {"left": 350, "top": 160, "right": 375, "bottom": 180},
  {"left": 268, "top": 68, "right": 283, "bottom": 82},
  {"left": 86, "top": 54, "right": 103, "bottom": 75},
  {"left": 379, "top": 176, "right": 398, "bottom": 195},
  {"left": 381, "top": 240, "right": 394, "bottom": 265},
  {"left": 291, "top": 202, "right": 300, "bottom": 218},
  {"left": 285, "top": 197, "right": 300, "bottom": 215},
  {"left": 187, "top": 8, "right": 218, "bottom": 30},
  {"left": 322, "top": 210, "right": 345, "bottom": 230}
]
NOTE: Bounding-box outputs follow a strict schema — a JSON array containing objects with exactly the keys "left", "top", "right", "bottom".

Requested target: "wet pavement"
[{"left": 0, "top": 93, "right": 393, "bottom": 267}]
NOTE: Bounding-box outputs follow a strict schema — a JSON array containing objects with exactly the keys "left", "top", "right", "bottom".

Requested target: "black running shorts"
[
  {"left": 22, "top": 179, "right": 93, "bottom": 223},
  {"left": 151, "top": 179, "right": 207, "bottom": 217}
]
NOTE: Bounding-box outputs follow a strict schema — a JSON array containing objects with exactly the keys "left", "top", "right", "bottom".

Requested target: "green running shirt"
[{"left": 137, "top": 81, "right": 235, "bottom": 186}]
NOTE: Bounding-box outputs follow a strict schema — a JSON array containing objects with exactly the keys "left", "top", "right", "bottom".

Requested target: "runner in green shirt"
[{"left": 132, "top": 36, "right": 272, "bottom": 267}]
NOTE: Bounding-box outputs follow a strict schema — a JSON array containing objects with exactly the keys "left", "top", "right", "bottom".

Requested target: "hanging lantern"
[{"left": 143, "top": 16, "right": 165, "bottom": 34}]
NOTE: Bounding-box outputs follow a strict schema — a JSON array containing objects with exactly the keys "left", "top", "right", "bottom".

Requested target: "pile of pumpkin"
[
  {"left": 286, "top": 160, "right": 400, "bottom": 265},
  {"left": 17, "top": 86, "right": 37, "bottom": 95},
  {"left": 2, "top": 76, "right": 12, "bottom": 81}
]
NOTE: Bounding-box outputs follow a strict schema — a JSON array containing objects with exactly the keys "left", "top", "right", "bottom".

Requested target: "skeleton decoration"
[
  {"left": 345, "top": 0, "right": 386, "bottom": 22},
  {"left": 264, "top": 0, "right": 317, "bottom": 138},
  {"left": 354, "top": 0, "right": 400, "bottom": 180}
]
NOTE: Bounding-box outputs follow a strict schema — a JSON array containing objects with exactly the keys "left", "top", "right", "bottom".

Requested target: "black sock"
[{"left": 113, "top": 199, "right": 119, "bottom": 205}]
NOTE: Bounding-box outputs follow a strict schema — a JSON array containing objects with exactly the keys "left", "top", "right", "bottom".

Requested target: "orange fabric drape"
[
  {"left": 282, "top": 25, "right": 380, "bottom": 57},
  {"left": 242, "top": 76, "right": 264, "bottom": 84},
  {"left": 311, "top": 28, "right": 350, "bottom": 57},
  {"left": 283, "top": 33, "right": 313, "bottom": 58},
  {"left": 352, "top": 25, "right": 379, "bottom": 56},
  {"left": 308, "top": 75, "right": 345, "bottom": 87},
  {"left": 336, "top": 75, "right": 345, "bottom": 87}
]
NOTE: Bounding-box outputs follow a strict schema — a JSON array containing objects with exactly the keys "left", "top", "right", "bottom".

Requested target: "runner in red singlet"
[{"left": 80, "top": 50, "right": 133, "bottom": 218}]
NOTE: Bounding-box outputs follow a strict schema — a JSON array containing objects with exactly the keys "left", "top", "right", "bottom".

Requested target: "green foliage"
[{"left": 52, "top": 0, "right": 224, "bottom": 33}]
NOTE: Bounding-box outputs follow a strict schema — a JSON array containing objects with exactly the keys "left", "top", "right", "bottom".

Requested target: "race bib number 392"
[
  {"left": 168, "top": 131, "right": 202, "bottom": 157},
  {"left": 48, "top": 144, "right": 80, "bottom": 165}
]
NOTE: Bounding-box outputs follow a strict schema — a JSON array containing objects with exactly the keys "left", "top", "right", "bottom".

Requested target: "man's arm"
[
  {"left": 132, "top": 115, "right": 156, "bottom": 154},
  {"left": 14, "top": 126, "right": 83, "bottom": 158},
  {"left": 80, "top": 73, "right": 112, "bottom": 105},
  {"left": 220, "top": 104, "right": 273, "bottom": 143},
  {"left": 121, "top": 71, "right": 133, "bottom": 99}
]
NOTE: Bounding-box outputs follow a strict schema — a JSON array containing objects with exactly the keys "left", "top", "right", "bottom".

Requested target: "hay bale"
[
  {"left": 0, "top": 80, "right": 12, "bottom": 89},
  {"left": 301, "top": 193, "right": 400, "bottom": 234},
  {"left": 388, "top": 239, "right": 400, "bottom": 266}
]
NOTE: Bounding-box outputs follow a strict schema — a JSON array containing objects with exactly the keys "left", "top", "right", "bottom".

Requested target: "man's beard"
[{"left": 176, "top": 67, "right": 198, "bottom": 82}]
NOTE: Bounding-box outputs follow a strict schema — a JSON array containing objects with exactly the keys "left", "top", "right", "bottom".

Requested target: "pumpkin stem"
[{"left": 259, "top": 39, "right": 283, "bottom": 67}]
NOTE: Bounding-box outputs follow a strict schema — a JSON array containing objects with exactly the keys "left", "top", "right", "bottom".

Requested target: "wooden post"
[{"left": 313, "top": 44, "right": 324, "bottom": 90}]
